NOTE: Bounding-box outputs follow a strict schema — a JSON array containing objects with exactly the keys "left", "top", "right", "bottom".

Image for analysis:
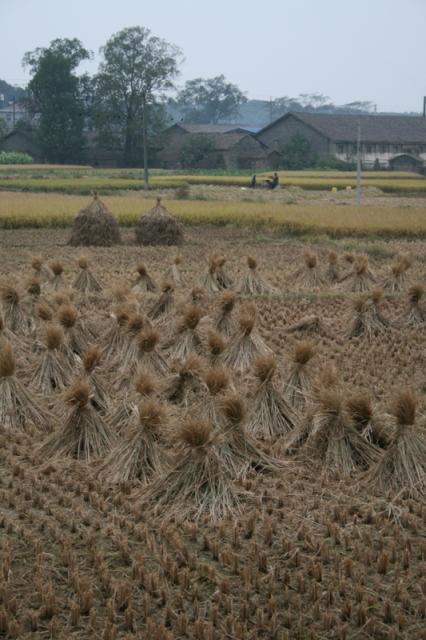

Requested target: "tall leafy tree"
[
  {"left": 23, "top": 39, "right": 91, "bottom": 163},
  {"left": 94, "top": 26, "right": 181, "bottom": 182},
  {"left": 174, "top": 75, "right": 247, "bottom": 124}
]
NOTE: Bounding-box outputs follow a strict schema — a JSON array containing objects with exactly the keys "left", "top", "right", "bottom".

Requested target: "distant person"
[
  {"left": 266, "top": 172, "right": 279, "bottom": 189},
  {"left": 249, "top": 174, "right": 257, "bottom": 189}
]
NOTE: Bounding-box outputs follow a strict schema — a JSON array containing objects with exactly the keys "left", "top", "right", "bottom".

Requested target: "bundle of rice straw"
[
  {"left": 118, "top": 313, "right": 150, "bottom": 372},
  {"left": 49, "top": 261, "right": 65, "bottom": 290},
  {"left": 81, "top": 345, "right": 109, "bottom": 414},
  {"left": 68, "top": 193, "right": 121, "bottom": 247},
  {"left": 238, "top": 256, "right": 276, "bottom": 295},
  {"left": 364, "top": 390, "right": 426, "bottom": 496},
  {"left": 73, "top": 257, "right": 102, "bottom": 294},
  {"left": 35, "top": 303, "right": 53, "bottom": 325},
  {"left": 200, "top": 255, "right": 232, "bottom": 293},
  {"left": 164, "top": 256, "right": 184, "bottom": 287},
  {"left": 143, "top": 418, "right": 240, "bottom": 520},
  {"left": 98, "top": 399, "right": 166, "bottom": 484},
  {"left": 340, "top": 256, "right": 376, "bottom": 292},
  {"left": 383, "top": 255, "right": 412, "bottom": 293},
  {"left": 107, "top": 371, "right": 158, "bottom": 434},
  {"left": 57, "top": 304, "right": 90, "bottom": 357},
  {"left": 220, "top": 393, "right": 283, "bottom": 475},
  {"left": 101, "top": 308, "right": 130, "bottom": 362},
  {"left": 132, "top": 263, "right": 157, "bottom": 294},
  {"left": 282, "top": 364, "right": 338, "bottom": 456},
  {"left": 0, "top": 339, "right": 51, "bottom": 432},
  {"left": 325, "top": 251, "right": 340, "bottom": 284},
  {"left": 167, "top": 306, "right": 203, "bottom": 362},
  {"left": 148, "top": 282, "right": 174, "bottom": 322},
  {"left": 283, "top": 340, "right": 315, "bottom": 411},
  {"left": 135, "top": 198, "right": 184, "bottom": 246},
  {"left": 247, "top": 354, "right": 298, "bottom": 440},
  {"left": 223, "top": 303, "right": 271, "bottom": 372},
  {"left": 403, "top": 284, "right": 426, "bottom": 326},
  {"left": 188, "top": 287, "right": 205, "bottom": 306},
  {"left": 207, "top": 329, "right": 226, "bottom": 366},
  {"left": 40, "top": 381, "right": 115, "bottom": 462},
  {"left": 349, "top": 296, "right": 383, "bottom": 340},
  {"left": 304, "top": 390, "right": 380, "bottom": 474},
  {"left": 285, "top": 315, "right": 324, "bottom": 336},
  {"left": 135, "top": 328, "right": 169, "bottom": 378},
  {"left": 1, "top": 285, "right": 33, "bottom": 334},
  {"left": 164, "top": 355, "right": 205, "bottom": 406},
  {"left": 214, "top": 291, "right": 237, "bottom": 337},
  {"left": 192, "top": 366, "right": 232, "bottom": 429},
  {"left": 293, "top": 251, "right": 324, "bottom": 289},
  {"left": 31, "top": 256, "right": 52, "bottom": 281},
  {"left": 367, "top": 289, "right": 390, "bottom": 330},
  {"left": 30, "top": 324, "right": 73, "bottom": 394},
  {"left": 346, "top": 395, "right": 393, "bottom": 448}
]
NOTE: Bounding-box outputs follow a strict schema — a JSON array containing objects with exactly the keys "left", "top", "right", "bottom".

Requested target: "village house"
[
  {"left": 256, "top": 111, "right": 426, "bottom": 172},
  {"left": 0, "top": 130, "right": 43, "bottom": 161},
  {"left": 156, "top": 123, "right": 278, "bottom": 170}
]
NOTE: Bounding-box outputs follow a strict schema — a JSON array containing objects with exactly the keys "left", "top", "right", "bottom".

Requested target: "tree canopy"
[
  {"left": 94, "top": 26, "right": 182, "bottom": 171},
  {"left": 174, "top": 75, "right": 247, "bottom": 124},
  {"left": 23, "top": 38, "right": 91, "bottom": 163}
]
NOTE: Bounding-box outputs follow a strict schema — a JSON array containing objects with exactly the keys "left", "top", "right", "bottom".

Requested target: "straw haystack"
[
  {"left": 135, "top": 198, "right": 183, "bottom": 246},
  {"left": 68, "top": 194, "right": 121, "bottom": 247}
]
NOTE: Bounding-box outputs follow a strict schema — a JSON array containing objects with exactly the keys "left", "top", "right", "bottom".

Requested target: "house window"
[{"left": 337, "top": 144, "right": 345, "bottom": 154}]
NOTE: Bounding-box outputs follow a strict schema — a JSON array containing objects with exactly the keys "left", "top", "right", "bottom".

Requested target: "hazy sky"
[{"left": 1, "top": 0, "right": 425, "bottom": 112}]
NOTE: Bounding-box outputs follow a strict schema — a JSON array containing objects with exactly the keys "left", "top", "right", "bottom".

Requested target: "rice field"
[
  {"left": 1, "top": 190, "right": 426, "bottom": 238},
  {"left": 0, "top": 221, "right": 426, "bottom": 639}
]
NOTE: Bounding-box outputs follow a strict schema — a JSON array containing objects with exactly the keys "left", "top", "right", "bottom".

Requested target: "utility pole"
[
  {"left": 356, "top": 121, "right": 361, "bottom": 207},
  {"left": 142, "top": 92, "right": 149, "bottom": 190}
]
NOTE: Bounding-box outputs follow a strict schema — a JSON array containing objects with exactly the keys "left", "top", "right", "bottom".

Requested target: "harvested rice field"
[{"left": 1, "top": 225, "right": 426, "bottom": 639}]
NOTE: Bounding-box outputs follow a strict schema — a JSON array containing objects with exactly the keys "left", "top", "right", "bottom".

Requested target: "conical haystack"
[
  {"left": 383, "top": 255, "right": 412, "bottom": 293},
  {"left": 238, "top": 256, "right": 276, "bottom": 295},
  {"left": 73, "top": 257, "right": 102, "bottom": 295},
  {"left": 40, "top": 380, "right": 115, "bottom": 461},
  {"left": 0, "top": 338, "right": 52, "bottom": 432},
  {"left": 143, "top": 418, "right": 240, "bottom": 520},
  {"left": 68, "top": 194, "right": 121, "bottom": 247},
  {"left": 304, "top": 390, "right": 380, "bottom": 474},
  {"left": 164, "top": 355, "right": 205, "bottom": 406},
  {"left": 293, "top": 251, "right": 324, "bottom": 289},
  {"left": 223, "top": 303, "right": 271, "bottom": 372},
  {"left": 99, "top": 399, "right": 166, "bottom": 484},
  {"left": 214, "top": 291, "right": 237, "bottom": 337},
  {"left": 346, "top": 394, "right": 393, "bottom": 448},
  {"left": 283, "top": 340, "right": 315, "bottom": 411},
  {"left": 30, "top": 324, "right": 73, "bottom": 395},
  {"left": 364, "top": 390, "right": 426, "bottom": 495},
  {"left": 403, "top": 284, "right": 426, "bottom": 326},
  {"left": 247, "top": 354, "right": 299, "bottom": 440},
  {"left": 135, "top": 198, "right": 183, "bottom": 246}
]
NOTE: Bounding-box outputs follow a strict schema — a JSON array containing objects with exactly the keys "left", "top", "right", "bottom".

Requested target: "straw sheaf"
[
  {"left": 83, "top": 346, "right": 102, "bottom": 373},
  {"left": 371, "top": 289, "right": 383, "bottom": 304},
  {"left": 78, "top": 256, "right": 89, "bottom": 270},
  {"left": 0, "top": 339, "right": 15, "bottom": 377},
  {"left": 135, "top": 372, "right": 157, "bottom": 397},
  {"left": 181, "top": 306, "right": 201, "bottom": 331},
  {"left": 179, "top": 419, "right": 212, "bottom": 448},
  {"left": 220, "top": 291, "right": 236, "bottom": 312},
  {"left": 138, "top": 399, "right": 165, "bottom": 430},
  {"left": 347, "top": 395, "right": 373, "bottom": 427},
  {"left": 344, "top": 252, "right": 355, "bottom": 263},
  {"left": 161, "top": 281, "right": 174, "bottom": 293},
  {"left": 319, "top": 390, "right": 342, "bottom": 415},
  {"left": 207, "top": 330, "right": 226, "bottom": 356},
  {"left": 174, "top": 256, "right": 182, "bottom": 265},
  {"left": 180, "top": 355, "right": 203, "bottom": 378},
  {"left": 190, "top": 287, "right": 205, "bottom": 304},
  {"left": 27, "top": 278, "right": 41, "bottom": 297},
  {"left": 392, "top": 390, "right": 416, "bottom": 426},
  {"left": 31, "top": 257, "right": 43, "bottom": 272},
  {"left": 254, "top": 354, "right": 277, "bottom": 382},
  {"left": 50, "top": 261, "right": 63, "bottom": 276},
  {"left": 1, "top": 286, "right": 19, "bottom": 305},
  {"left": 58, "top": 305, "right": 78, "bottom": 329},
  {"left": 222, "top": 393, "right": 246, "bottom": 425},
  {"left": 36, "top": 303, "right": 53, "bottom": 322},
  {"left": 138, "top": 328, "right": 160, "bottom": 353},
  {"left": 353, "top": 296, "right": 368, "bottom": 313},
  {"left": 318, "top": 365, "right": 338, "bottom": 390},
  {"left": 328, "top": 251, "right": 338, "bottom": 265},
  {"left": 65, "top": 381, "right": 90, "bottom": 408},
  {"left": 205, "top": 367, "right": 229, "bottom": 396},
  {"left": 137, "top": 263, "right": 147, "bottom": 277},
  {"left": 408, "top": 284, "right": 424, "bottom": 303},
  {"left": 304, "top": 251, "right": 317, "bottom": 269},
  {"left": 127, "top": 314, "right": 145, "bottom": 335},
  {"left": 247, "top": 256, "right": 257, "bottom": 270},
  {"left": 355, "top": 256, "right": 368, "bottom": 275},
  {"left": 46, "top": 324, "right": 64, "bottom": 351},
  {"left": 115, "top": 310, "right": 130, "bottom": 327},
  {"left": 294, "top": 340, "right": 315, "bottom": 365}
]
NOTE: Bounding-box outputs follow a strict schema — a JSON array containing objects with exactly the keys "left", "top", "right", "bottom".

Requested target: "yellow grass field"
[{"left": 0, "top": 190, "right": 425, "bottom": 237}]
